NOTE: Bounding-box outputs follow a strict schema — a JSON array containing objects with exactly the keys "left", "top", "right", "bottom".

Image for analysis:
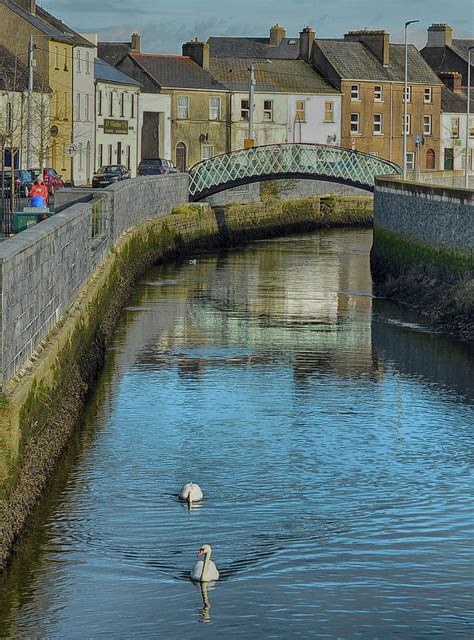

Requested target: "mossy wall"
[{"left": 0, "top": 194, "right": 372, "bottom": 570}]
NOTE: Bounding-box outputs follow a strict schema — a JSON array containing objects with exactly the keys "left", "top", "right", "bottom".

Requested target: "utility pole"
[
  {"left": 27, "top": 34, "right": 34, "bottom": 169},
  {"left": 465, "top": 47, "right": 473, "bottom": 189},
  {"left": 248, "top": 63, "right": 255, "bottom": 145}
]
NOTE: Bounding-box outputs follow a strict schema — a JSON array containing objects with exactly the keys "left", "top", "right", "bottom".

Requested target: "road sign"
[{"left": 66, "top": 143, "right": 78, "bottom": 157}]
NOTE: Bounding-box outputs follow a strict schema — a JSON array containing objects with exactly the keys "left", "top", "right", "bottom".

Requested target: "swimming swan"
[
  {"left": 191, "top": 544, "right": 220, "bottom": 582},
  {"left": 179, "top": 482, "right": 203, "bottom": 505}
]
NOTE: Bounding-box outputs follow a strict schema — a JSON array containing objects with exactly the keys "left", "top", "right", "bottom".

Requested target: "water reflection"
[{"left": 0, "top": 229, "right": 472, "bottom": 639}]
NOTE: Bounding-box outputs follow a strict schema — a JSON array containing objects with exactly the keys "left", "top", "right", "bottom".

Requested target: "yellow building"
[{"left": 48, "top": 40, "right": 73, "bottom": 182}]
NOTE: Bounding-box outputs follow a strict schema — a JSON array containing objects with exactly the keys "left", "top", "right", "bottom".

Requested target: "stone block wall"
[
  {"left": 374, "top": 177, "right": 474, "bottom": 256},
  {"left": 0, "top": 173, "right": 189, "bottom": 387}
]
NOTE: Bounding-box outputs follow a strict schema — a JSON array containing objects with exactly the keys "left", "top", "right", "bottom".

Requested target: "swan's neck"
[
  {"left": 202, "top": 549, "right": 211, "bottom": 580},
  {"left": 187, "top": 492, "right": 192, "bottom": 506}
]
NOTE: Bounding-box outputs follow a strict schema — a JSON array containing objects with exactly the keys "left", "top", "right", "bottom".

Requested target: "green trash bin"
[{"left": 11, "top": 209, "right": 52, "bottom": 234}]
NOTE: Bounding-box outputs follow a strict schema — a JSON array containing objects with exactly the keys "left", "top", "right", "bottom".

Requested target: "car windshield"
[
  {"left": 29, "top": 169, "right": 41, "bottom": 178},
  {"left": 98, "top": 166, "right": 121, "bottom": 174},
  {"left": 140, "top": 159, "right": 161, "bottom": 166}
]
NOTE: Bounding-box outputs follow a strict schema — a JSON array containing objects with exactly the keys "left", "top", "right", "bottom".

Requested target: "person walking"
[{"left": 28, "top": 174, "right": 49, "bottom": 208}]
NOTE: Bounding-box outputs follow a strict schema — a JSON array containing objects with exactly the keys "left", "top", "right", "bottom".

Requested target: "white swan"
[
  {"left": 191, "top": 544, "right": 220, "bottom": 582},
  {"left": 179, "top": 482, "right": 203, "bottom": 505}
]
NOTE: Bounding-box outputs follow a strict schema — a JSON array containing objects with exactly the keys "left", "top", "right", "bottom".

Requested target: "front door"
[
  {"left": 426, "top": 148, "right": 436, "bottom": 170},
  {"left": 176, "top": 142, "right": 187, "bottom": 171}
]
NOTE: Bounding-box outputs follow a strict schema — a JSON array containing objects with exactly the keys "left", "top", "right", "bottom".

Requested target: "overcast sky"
[{"left": 40, "top": 0, "right": 472, "bottom": 53}]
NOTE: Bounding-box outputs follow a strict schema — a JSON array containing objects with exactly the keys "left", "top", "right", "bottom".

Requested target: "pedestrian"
[{"left": 29, "top": 174, "right": 49, "bottom": 208}]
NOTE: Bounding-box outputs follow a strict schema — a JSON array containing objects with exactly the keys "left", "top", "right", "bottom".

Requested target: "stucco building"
[
  {"left": 95, "top": 58, "right": 141, "bottom": 175},
  {"left": 438, "top": 74, "right": 473, "bottom": 171}
]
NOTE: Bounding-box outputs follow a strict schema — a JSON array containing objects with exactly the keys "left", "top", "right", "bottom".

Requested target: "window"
[
  {"left": 126, "top": 145, "right": 131, "bottom": 170},
  {"left": 85, "top": 51, "right": 90, "bottom": 74},
  {"left": 240, "top": 99, "right": 250, "bottom": 120},
  {"left": 84, "top": 95, "right": 89, "bottom": 121},
  {"left": 406, "top": 152, "right": 415, "bottom": 171},
  {"left": 78, "top": 143, "right": 83, "bottom": 170},
  {"left": 350, "top": 112, "right": 360, "bottom": 134},
  {"left": 131, "top": 93, "right": 135, "bottom": 118},
  {"left": 374, "top": 85, "right": 383, "bottom": 101},
  {"left": 424, "top": 87, "right": 432, "bottom": 103},
  {"left": 324, "top": 101, "right": 334, "bottom": 123},
  {"left": 6, "top": 102, "right": 12, "bottom": 132},
  {"left": 63, "top": 48, "right": 68, "bottom": 71},
  {"left": 76, "top": 50, "right": 81, "bottom": 73},
  {"left": 423, "top": 115, "right": 432, "bottom": 136},
  {"left": 263, "top": 100, "right": 273, "bottom": 120},
  {"left": 402, "top": 113, "right": 411, "bottom": 135},
  {"left": 63, "top": 92, "right": 68, "bottom": 119},
  {"left": 451, "top": 117, "right": 460, "bottom": 138},
  {"left": 470, "top": 117, "right": 474, "bottom": 138},
  {"left": 177, "top": 95, "right": 189, "bottom": 119},
  {"left": 55, "top": 46, "right": 59, "bottom": 69},
  {"left": 108, "top": 144, "right": 113, "bottom": 165},
  {"left": 109, "top": 91, "right": 114, "bottom": 116},
  {"left": 75, "top": 92, "right": 81, "bottom": 120},
  {"left": 120, "top": 93, "right": 125, "bottom": 117},
  {"left": 403, "top": 86, "right": 411, "bottom": 103},
  {"left": 98, "top": 144, "right": 103, "bottom": 169},
  {"left": 97, "top": 90, "right": 102, "bottom": 116},
  {"left": 117, "top": 141, "right": 122, "bottom": 164},
  {"left": 201, "top": 144, "right": 214, "bottom": 160},
  {"left": 373, "top": 113, "right": 383, "bottom": 135},
  {"left": 209, "top": 96, "right": 221, "bottom": 120},
  {"left": 351, "top": 84, "right": 360, "bottom": 100},
  {"left": 295, "top": 100, "right": 305, "bottom": 122}
]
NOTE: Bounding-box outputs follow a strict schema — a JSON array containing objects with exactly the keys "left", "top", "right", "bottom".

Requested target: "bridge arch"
[{"left": 188, "top": 143, "right": 401, "bottom": 201}]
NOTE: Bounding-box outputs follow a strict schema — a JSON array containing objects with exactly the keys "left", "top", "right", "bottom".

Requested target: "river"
[{"left": 0, "top": 228, "right": 473, "bottom": 639}]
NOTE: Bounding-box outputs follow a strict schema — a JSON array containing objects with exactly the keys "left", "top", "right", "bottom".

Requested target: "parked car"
[
  {"left": 137, "top": 158, "right": 177, "bottom": 176},
  {"left": 29, "top": 167, "right": 64, "bottom": 195},
  {"left": 0, "top": 169, "right": 34, "bottom": 198},
  {"left": 92, "top": 165, "right": 131, "bottom": 188}
]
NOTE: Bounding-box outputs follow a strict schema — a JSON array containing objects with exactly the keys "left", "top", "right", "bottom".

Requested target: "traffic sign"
[{"left": 66, "top": 143, "right": 78, "bottom": 157}]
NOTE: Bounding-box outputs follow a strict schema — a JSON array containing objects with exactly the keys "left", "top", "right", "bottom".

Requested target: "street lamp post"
[
  {"left": 464, "top": 47, "right": 474, "bottom": 189},
  {"left": 248, "top": 63, "right": 255, "bottom": 143},
  {"left": 403, "top": 19, "right": 420, "bottom": 180}
]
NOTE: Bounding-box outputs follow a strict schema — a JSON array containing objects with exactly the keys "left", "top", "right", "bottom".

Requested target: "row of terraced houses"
[{"left": 0, "top": 0, "right": 473, "bottom": 183}]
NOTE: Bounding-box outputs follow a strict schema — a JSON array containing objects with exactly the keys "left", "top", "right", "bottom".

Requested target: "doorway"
[
  {"left": 176, "top": 142, "right": 187, "bottom": 171},
  {"left": 426, "top": 148, "right": 436, "bottom": 170}
]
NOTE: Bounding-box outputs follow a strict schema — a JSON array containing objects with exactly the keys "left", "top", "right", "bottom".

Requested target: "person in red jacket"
[{"left": 28, "top": 175, "right": 49, "bottom": 207}]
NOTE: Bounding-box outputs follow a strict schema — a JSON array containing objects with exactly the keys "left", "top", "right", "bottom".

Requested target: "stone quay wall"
[
  {"left": 0, "top": 174, "right": 190, "bottom": 389},
  {"left": 372, "top": 177, "right": 474, "bottom": 341}
]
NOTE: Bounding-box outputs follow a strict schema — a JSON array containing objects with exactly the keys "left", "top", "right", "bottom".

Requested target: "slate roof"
[
  {"left": 208, "top": 36, "right": 300, "bottom": 59},
  {"left": 209, "top": 58, "right": 339, "bottom": 94},
  {"left": 441, "top": 86, "right": 474, "bottom": 113},
  {"left": 129, "top": 54, "right": 227, "bottom": 91},
  {"left": 95, "top": 58, "right": 141, "bottom": 87},
  {"left": 0, "top": 44, "right": 50, "bottom": 91},
  {"left": 317, "top": 40, "right": 442, "bottom": 84},
  {"left": 450, "top": 39, "right": 474, "bottom": 62},
  {"left": 0, "top": 0, "right": 94, "bottom": 47},
  {"left": 97, "top": 42, "right": 132, "bottom": 67},
  {"left": 420, "top": 39, "right": 474, "bottom": 76}
]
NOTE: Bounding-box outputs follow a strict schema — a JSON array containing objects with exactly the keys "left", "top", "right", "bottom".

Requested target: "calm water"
[{"left": 1, "top": 228, "right": 473, "bottom": 639}]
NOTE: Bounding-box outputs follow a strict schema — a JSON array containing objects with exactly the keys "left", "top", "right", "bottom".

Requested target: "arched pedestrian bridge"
[{"left": 188, "top": 143, "right": 401, "bottom": 201}]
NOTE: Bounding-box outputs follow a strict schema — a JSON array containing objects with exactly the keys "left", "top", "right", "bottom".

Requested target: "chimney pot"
[
  {"left": 269, "top": 24, "right": 286, "bottom": 47},
  {"left": 182, "top": 38, "right": 210, "bottom": 70},
  {"left": 130, "top": 32, "right": 141, "bottom": 53}
]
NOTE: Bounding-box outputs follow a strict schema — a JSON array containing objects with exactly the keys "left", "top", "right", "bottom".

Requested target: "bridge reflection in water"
[{"left": 189, "top": 143, "right": 401, "bottom": 200}]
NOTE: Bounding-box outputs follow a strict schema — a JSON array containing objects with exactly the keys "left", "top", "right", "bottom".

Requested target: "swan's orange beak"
[{"left": 197, "top": 549, "right": 204, "bottom": 557}]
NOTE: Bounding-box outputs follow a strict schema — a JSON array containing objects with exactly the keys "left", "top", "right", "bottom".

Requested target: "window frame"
[
  {"left": 374, "top": 85, "right": 383, "bottom": 102},
  {"left": 424, "top": 87, "right": 432, "bottom": 104},
  {"left": 263, "top": 99, "right": 273, "bottom": 121},
  {"left": 109, "top": 91, "right": 114, "bottom": 117},
  {"left": 76, "top": 49, "right": 81, "bottom": 73},
  {"left": 350, "top": 112, "right": 360, "bottom": 134},
  {"left": 295, "top": 99, "right": 305, "bottom": 122},
  {"left": 75, "top": 91, "right": 81, "bottom": 121},
  {"left": 373, "top": 113, "right": 383, "bottom": 135},
  {"left": 120, "top": 93, "right": 125, "bottom": 118},
  {"left": 403, "top": 86, "right": 412, "bottom": 103},
  {"left": 402, "top": 113, "right": 411, "bottom": 135},
  {"left": 97, "top": 90, "right": 102, "bottom": 116},
  {"left": 240, "top": 99, "right": 250, "bottom": 121},
  {"left": 351, "top": 84, "right": 360, "bottom": 101},
  {"left": 324, "top": 101, "right": 334, "bottom": 123},
  {"left": 209, "top": 96, "right": 221, "bottom": 121},
  {"left": 177, "top": 95, "right": 189, "bottom": 119},
  {"left": 423, "top": 114, "right": 432, "bottom": 136},
  {"left": 451, "top": 116, "right": 460, "bottom": 138},
  {"left": 406, "top": 151, "right": 415, "bottom": 171},
  {"left": 201, "top": 144, "right": 215, "bottom": 160}
]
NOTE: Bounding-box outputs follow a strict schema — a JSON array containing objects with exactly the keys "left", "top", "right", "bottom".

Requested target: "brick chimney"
[
  {"left": 299, "top": 26, "right": 315, "bottom": 62},
  {"left": 269, "top": 24, "right": 286, "bottom": 47},
  {"left": 344, "top": 29, "right": 390, "bottom": 66},
  {"left": 439, "top": 71, "right": 462, "bottom": 94},
  {"left": 182, "top": 38, "right": 210, "bottom": 70},
  {"left": 426, "top": 23, "right": 453, "bottom": 47},
  {"left": 15, "top": 0, "right": 36, "bottom": 14},
  {"left": 130, "top": 33, "right": 141, "bottom": 53}
]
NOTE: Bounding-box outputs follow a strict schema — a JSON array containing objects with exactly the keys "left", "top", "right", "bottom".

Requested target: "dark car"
[
  {"left": 0, "top": 169, "right": 34, "bottom": 198},
  {"left": 29, "top": 167, "right": 64, "bottom": 195},
  {"left": 137, "top": 158, "right": 177, "bottom": 176},
  {"left": 92, "top": 165, "right": 131, "bottom": 188}
]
